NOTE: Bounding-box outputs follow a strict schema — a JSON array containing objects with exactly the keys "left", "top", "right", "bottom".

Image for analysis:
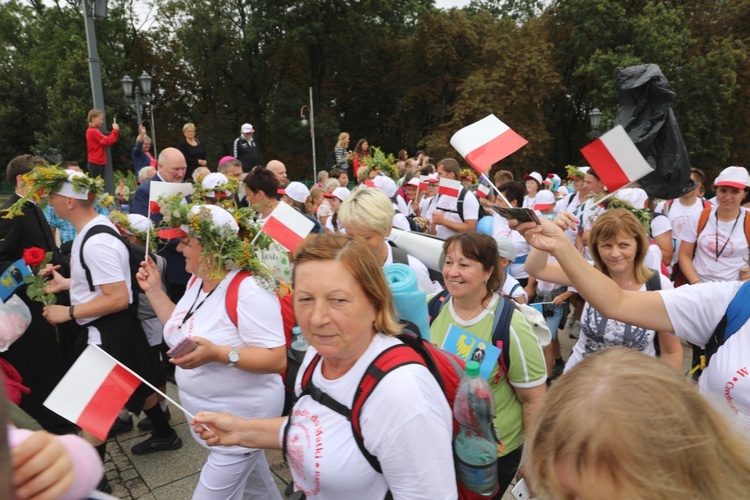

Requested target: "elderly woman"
[
  {"left": 514, "top": 211, "right": 750, "bottom": 436},
  {"left": 428, "top": 231, "right": 547, "bottom": 497},
  {"left": 136, "top": 204, "right": 286, "bottom": 500},
  {"left": 178, "top": 122, "right": 207, "bottom": 182},
  {"left": 525, "top": 209, "right": 683, "bottom": 373},
  {"left": 527, "top": 348, "right": 750, "bottom": 499},
  {"left": 192, "top": 233, "right": 456, "bottom": 499},
  {"left": 338, "top": 187, "right": 434, "bottom": 292},
  {"left": 131, "top": 124, "right": 156, "bottom": 174}
]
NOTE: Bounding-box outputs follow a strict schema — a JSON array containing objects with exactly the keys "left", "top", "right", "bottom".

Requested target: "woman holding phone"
[{"left": 137, "top": 204, "right": 285, "bottom": 500}]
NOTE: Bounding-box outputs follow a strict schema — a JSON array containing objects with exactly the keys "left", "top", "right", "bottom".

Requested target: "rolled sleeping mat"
[
  {"left": 383, "top": 263, "right": 432, "bottom": 341},
  {"left": 387, "top": 228, "right": 446, "bottom": 273}
]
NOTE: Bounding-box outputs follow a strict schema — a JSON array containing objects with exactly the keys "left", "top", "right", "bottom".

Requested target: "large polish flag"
[
  {"left": 450, "top": 115, "right": 528, "bottom": 174},
  {"left": 44, "top": 345, "right": 141, "bottom": 441},
  {"left": 263, "top": 201, "right": 315, "bottom": 252},
  {"left": 439, "top": 177, "right": 463, "bottom": 198},
  {"left": 580, "top": 125, "right": 654, "bottom": 193}
]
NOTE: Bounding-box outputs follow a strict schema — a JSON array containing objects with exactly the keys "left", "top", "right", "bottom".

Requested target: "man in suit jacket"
[
  {"left": 0, "top": 155, "right": 75, "bottom": 433},
  {"left": 131, "top": 147, "right": 190, "bottom": 301}
]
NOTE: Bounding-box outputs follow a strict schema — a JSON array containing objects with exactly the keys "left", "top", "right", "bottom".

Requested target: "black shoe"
[
  {"left": 108, "top": 415, "right": 134, "bottom": 439},
  {"left": 550, "top": 363, "right": 565, "bottom": 380},
  {"left": 131, "top": 429, "right": 182, "bottom": 455},
  {"left": 97, "top": 475, "right": 112, "bottom": 494},
  {"left": 137, "top": 407, "right": 172, "bottom": 431}
]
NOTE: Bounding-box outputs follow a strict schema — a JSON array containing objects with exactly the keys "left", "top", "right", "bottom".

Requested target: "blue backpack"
[{"left": 704, "top": 281, "right": 750, "bottom": 365}]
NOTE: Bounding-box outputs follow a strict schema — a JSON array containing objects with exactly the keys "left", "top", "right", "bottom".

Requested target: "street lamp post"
[
  {"left": 299, "top": 87, "right": 317, "bottom": 182},
  {"left": 121, "top": 72, "right": 156, "bottom": 155},
  {"left": 589, "top": 108, "right": 602, "bottom": 137}
]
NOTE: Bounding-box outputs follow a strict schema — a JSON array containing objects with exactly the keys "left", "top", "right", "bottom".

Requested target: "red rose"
[
  {"left": 22, "top": 247, "right": 47, "bottom": 267},
  {"left": 149, "top": 201, "right": 161, "bottom": 214}
]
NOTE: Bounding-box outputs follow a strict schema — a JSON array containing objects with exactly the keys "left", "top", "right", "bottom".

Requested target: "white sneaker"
[{"left": 569, "top": 321, "right": 581, "bottom": 339}]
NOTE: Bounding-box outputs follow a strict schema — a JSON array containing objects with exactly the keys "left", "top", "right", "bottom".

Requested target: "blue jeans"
[{"left": 545, "top": 304, "right": 563, "bottom": 340}]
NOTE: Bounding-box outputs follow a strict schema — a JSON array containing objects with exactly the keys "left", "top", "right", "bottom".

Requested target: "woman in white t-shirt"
[
  {"left": 525, "top": 210, "right": 683, "bottom": 373},
  {"left": 137, "top": 204, "right": 286, "bottom": 500},
  {"left": 678, "top": 166, "right": 750, "bottom": 284},
  {"left": 192, "top": 234, "right": 456, "bottom": 499},
  {"left": 522, "top": 171, "right": 542, "bottom": 209}
]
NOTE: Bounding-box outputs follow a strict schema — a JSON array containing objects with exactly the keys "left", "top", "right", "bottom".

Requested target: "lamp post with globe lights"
[
  {"left": 299, "top": 87, "right": 317, "bottom": 182},
  {"left": 121, "top": 72, "right": 157, "bottom": 156}
]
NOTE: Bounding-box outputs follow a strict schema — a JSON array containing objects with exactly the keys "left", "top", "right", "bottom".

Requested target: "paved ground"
[{"left": 103, "top": 315, "right": 695, "bottom": 499}]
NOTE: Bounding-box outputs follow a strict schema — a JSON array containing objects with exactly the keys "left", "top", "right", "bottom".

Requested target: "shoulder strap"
[
  {"left": 427, "top": 289, "right": 451, "bottom": 325},
  {"left": 567, "top": 192, "right": 576, "bottom": 206},
  {"left": 696, "top": 206, "right": 712, "bottom": 237},
  {"left": 645, "top": 270, "right": 661, "bottom": 291},
  {"left": 79, "top": 224, "right": 123, "bottom": 292},
  {"left": 456, "top": 187, "right": 468, "bottom": 222},
  {"left": 226, "top": 270, "right": 253, "bottom": 326},
  {"left": 705, "top": 281, "right": 750, "bottom": 365},
  {"left": 389, "top": 243, "right": 409, "bottom": 265},
  {"left": 508, "top": 283, "right": 521, "bottom": 298},
  {"left": 702, "top": 199, "right": 711, "bottom": 210},
  {"left": 666, "top": 198, "right": 674, "bottom": 215},
  {"left": 744, "top": 210, "right": 750, "bottom": 248},
  {"left": 490, "top": 296, "right": 515, "bottom": 381}
]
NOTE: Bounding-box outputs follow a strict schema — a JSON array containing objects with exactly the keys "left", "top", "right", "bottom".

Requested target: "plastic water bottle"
[
  {"left": 290, "top": 326, "right": 308, "bottom": 363},
  {"left": 453, "top": 361, "right": 499, "bottom": 497}
]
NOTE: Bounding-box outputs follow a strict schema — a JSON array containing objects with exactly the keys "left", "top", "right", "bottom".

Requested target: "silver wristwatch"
[{"left": 227, "top": 347, "right": 240, "bottom": 367}]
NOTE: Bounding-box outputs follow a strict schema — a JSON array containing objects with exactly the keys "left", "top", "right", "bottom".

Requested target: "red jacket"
[{"left": 86, "top": 126, "right": 119, "bottom": 165}]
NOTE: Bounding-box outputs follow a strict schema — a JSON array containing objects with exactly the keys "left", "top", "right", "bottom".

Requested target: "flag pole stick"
[
  {"left": 592, "top": 182, "right": 632, "bottom": 207},
  {"left": 144, "top": 204, "right": 152, "bottom": 264},
  {"left": 480, "top": 172, "right": 513, "bottom": 207},
  {"left": 92, "top": 345, "right": 195, "bottom": 419}
]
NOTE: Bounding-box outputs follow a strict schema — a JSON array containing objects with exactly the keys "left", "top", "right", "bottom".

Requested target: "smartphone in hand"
[
  {"left": 511, "top": 478, "right": 530, "bottom": 500},
  {"left": 166, "top": 337, "right": 197, "bottom": 358}
]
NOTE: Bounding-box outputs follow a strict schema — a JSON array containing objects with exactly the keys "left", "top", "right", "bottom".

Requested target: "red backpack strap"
[
  {"left": 696, "top": 206, "right": 712, "bottom": 238},
  {"left": 226, "top": 270, "right": 253, "bottom": 326},
  {"left": 188, "top": 275, "right": 198, "bottom": 289},
  {"left": 744, "top": 210, "right": 750, "bottom": 248}
]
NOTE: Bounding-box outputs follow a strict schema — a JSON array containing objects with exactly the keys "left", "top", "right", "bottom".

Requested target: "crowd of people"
[{"left": 0, "top": 116, "right": 749, "bottom": 499}]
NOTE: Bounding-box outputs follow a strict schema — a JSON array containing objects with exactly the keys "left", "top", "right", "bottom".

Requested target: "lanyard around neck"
[
  {"left": 714, "top": 211, "right": 741, "bottom": 261},
  {"left": 182, "top": 280, "right": 219, "bottom": 326}
]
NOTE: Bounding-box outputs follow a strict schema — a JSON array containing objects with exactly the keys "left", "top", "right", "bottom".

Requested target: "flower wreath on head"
[
  {"left": 590, "top": 193, "right": 653, "bottom": 234},
  {"left": 108, "top": 210, "right": 158, "bottom": 253},
  {"left": 192, "top": 176, "right": 240, "bottom": 207},
  {"left": 461, "top": 168, "right": 478, "bottom": 186},
  {"left": 154, "top": 195, "right": 275, "bottom": 285},
  {"left": 565, "top": 165, "right": 586, "bottom": 180},
  {"left": 2, "top": 166, "right": 106, "bottom": 219},
  {"left": 362, "top": 147, "right": 399, "bottom": 181}
]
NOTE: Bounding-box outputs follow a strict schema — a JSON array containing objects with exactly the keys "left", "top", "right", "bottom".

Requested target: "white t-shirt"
[
  {"left": 491, "top": 213, "right": 512, "bottom": 240},
  {"left": 395, "top": 194, "right": 409, "bottom": 217},
  {"left": 566, "top": 273, "right": 674, "bottom": 372},
  {"left": 385, "top": 244, "right": 433, "bottom": 293},
  {"left": 555, "top": 191, "right": 583, "bottom": 245},
  {"left": 420, "top": 196, "right": 438, "bottom": 222},
  {"left": 434, "top": 190, "right": 479, "bottom": 240},
  {"left": 70, "top": 216, "right": 131, "bottom": 344},
  {"left": 392, "top": 211, "right": 411, "bottom": 232},
  {"left": 163, "top": 269, "right": 285, "bottom": 453},
  {"left": 681, "top": 206, "right": 748, "bottom": 282},
  {"left": 655, "top": 198, "right": 708, "bottom": 268},
  {"left": 508, "top": 230, "right": 531, "bottom": 280},
  {"left": 522, "top": 195, "right": 536, "bottom": 209},
  {"left": 283, "top": 334, "right": 456, "bottom": 499},
  {"left": 660, "top": 281, "right": 750, "bottom": 435},
  {"left": 644, "top": 244, "right": 664, "bottom": 275},
  {"left": 501, "top": 274, "right": 527, "bottom": 301}
]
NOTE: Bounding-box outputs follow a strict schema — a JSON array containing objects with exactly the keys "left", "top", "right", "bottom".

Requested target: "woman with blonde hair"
[
  {"left": 333, "top": 132, "right": 352, "bottom": 172},
  {"left": 178, "top": 122, "right": 207, "bottom": 181},
  {"left": 192, "top": 233, "right": 456, "bottom": 498},
  {"left": 527, "top": 347, "right": 750, "bottom": 499},
  {"left": 525, "top": 209, "right": 683, "bottom": 373}
]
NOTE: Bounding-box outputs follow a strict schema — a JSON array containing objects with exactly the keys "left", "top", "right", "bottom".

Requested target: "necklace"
[
  {"left": 714, "top": 211, "right": 741, "bottom": 261},
  {"left": 455, "top": 300, "right": 485, "bottom": 321}
]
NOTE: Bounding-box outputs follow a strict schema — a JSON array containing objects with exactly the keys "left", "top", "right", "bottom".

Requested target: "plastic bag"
[
  {"left": 615, "top": 64, "right": 694, "bottom": 200},
  {"left": 0, "top": 295, "right": 32, "bottom": 352}
]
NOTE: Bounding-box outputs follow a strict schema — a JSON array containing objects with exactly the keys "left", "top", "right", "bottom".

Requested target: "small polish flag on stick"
[
  {"left": 44, "top": 345, "right": 193, "bottom": 441},
  {"left": 450, "top": 115, "right": 528, "bottom": 174},
  {"left": 439, "top": 177, "right": 463, "bottom": 198},
  {"left": 580, "top": 125, "right": 654, "bottom": 193},
  {"left": 419, "top": 175, "right": 429, "bottom": 191},
  {"left": 475, "top": 184, "right": 491, "bottom": 199},
  {"left": 261, "top": 201, "right": 315, "bottom": 252}
]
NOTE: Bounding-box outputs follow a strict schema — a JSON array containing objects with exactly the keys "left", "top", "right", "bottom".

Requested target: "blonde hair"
[
  {"left": 87, "top": 109, "right": 103, "bottom": 124},
  {"left": 336, "top": 132, "right": 349, "bottom": 148},
  {"left": 338, "top": 188, "right": 394, "bottom": 235},
  {"left": 527, "top": 348, "right": 750, "bottom": 499},
  {"left": 293, "top": 233, "right": 401, "bottom": 336},
  {"left": 183, "top": 122, "right": 196, "bottom": 133},
  {"left": 138, "top": 166, "right": 156, "bottom": 183},
  {"left": 590, "top": 209, "right": 653, "bottom": 284},
  {"left": 356, "top": 166, "right": 371, "bottom": 184}
]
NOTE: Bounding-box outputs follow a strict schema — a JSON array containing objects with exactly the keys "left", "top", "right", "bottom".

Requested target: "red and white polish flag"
[
  {"left": 44, "top": 345, "right": 141, "bottom": 442},
  {"left": 263, "top": 201, "right": 315, "bottom": 252},
  {"left": 476, "top": 184, "right": 491, "bottom": 199},
  {"left": 580, "top": 125, "right": 654, "bottom": 193},
  {"left": 419, "top": 175, "right": 429, "bottom": 191},
  {"left": 450, "top": 115, "right": 528, "bottom": 174},
  {"left": 439, "top": 177, "right": 463, "bottom": 198}
]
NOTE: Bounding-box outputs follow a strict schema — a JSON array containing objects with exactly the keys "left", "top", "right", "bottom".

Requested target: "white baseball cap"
[
  {"left": 56, "top": 170, "right": 91, "bottom": 200},
  {"left": 407, "top": 177, "right": 421, "bottom": 188},
  {"left": 158, "top": 204, "right": 239, "bottom": 240},
  {"left": 125, "top": 214, "right": 153, "bottom": 235},
  {"left": 201, "top": 172, "right": 230, "bottom": 198},
  {"left": 556, "top": 185, "right": 569, "bottom": 198},
  {"left": 494, "top": 236, "right": 517, "bottom": 261},
  {"left": 616, "top": 188, "right": 649, "bottom": 210},
  {"left": 714, "top": 166, "right": 750, "bottom": 189},
  {"left": 523, "top": 172, "right": 543, "bottom": 186},
  {"left": 241, "top": 123, "right": 254, "bottom": 133},
  {"left": 324, "top": 186, "right": 351, "bottom": 202},
  {"left": 534, "top": 189, "right": 556, "bottom": 211},
  {"left": 282, "top": 181, "right": 311, "bottom": 204},
  {"left": 373, "top": 175, "right": 398, "bottom": 198}
]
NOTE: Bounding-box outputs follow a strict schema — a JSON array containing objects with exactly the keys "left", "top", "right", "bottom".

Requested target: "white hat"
[
  {"left": 158, "top": 204, "right": 239, "bottom": 240},
  {"left": 241, "top": 123, "right": 254, "bottom": 134},
  {"left": 556, "top": 185, "right": 569, "bottom": 198},
  {"left": 426, "top": 173, "right": 440, "bottom": 184},
  {"left": 122, "top": 214, "right": 154, "bottom": 236},
  {"left": 543, "top": 173, "right": 561, "bottom": 185},
  {"left": 407, "top": 177, "right": 421, "bottom": 188},
  {"left": 534, "top": 190, "right": 556, "bottom": 211},
  {"left": 283, "top": 182, "right": 311, "bottom": 204},
  {"left": 579, "top": 166, "right": 591, "bottom": 175},
  {"left": 494, "top": 236, "right": 517, "bottom": 261},
  {"left": 616, "top": 188, "right": 649, "bottom": 210},
  {"left": 714, "top": 166, "right": 750, "bottom": 189},
  {"left": 201, "top": 172, "right": 230, "bottom": 198},
  {"left": 56, "top": 170, "right": 91, "bottom": 200},
  {"left": 524, "top": 172, "right": 543, "bottom": 186},
  {"left": 324, "top": 186, "right": 351, "bottom": 202},
  {"left": 373, "top": 175, "right": 398, "bottom": 198}
]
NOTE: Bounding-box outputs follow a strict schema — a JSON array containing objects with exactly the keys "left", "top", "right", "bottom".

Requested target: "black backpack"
[
  {"left": 440, "top": 187, "right": 485, "bottom": 222},
  {"left": 79, "top": 224, "right": 156, "bottom": 321},
  {"left": 325, "top": 150, "right": 337, "bottom": 169}
]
